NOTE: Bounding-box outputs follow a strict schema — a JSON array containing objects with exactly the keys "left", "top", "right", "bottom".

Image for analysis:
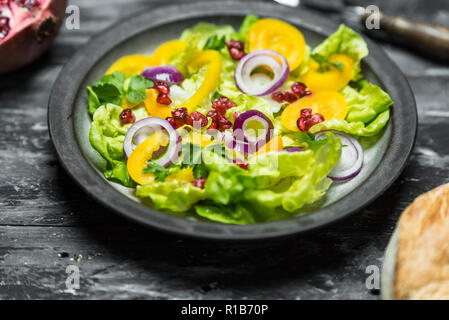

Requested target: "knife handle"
[{"left": 364, "top": 10, "right": 449, "bottom": 60}]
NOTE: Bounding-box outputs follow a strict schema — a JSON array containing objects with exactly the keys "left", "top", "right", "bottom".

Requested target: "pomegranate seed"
[
  {"left": 211, "top": 96, "right": 235, "bottom": 116},
  {"left": 0, "top": 0, "right": 8, "bottom": 5},
  {"left": 283, "top": 91, "right": 298, "bottom": 103},
  {"left": 190, "top": 111, "right": 208, "bottom": 127},
  {"left": 233, "top": 112, "right": 240, "bottom": 120},
  {"left": 172, "top": 107, "right": 188, "bottom": 120},
  {"left": 271, "top": 91, "right": 285, "bottom": 103},
  {"left": 206, "top": 110, "right": 219, "bottom": 121},
  {"left": 154, "top": 80, "right": 169, "bottom": 94},
  {"left": 0, "top": 17, "right": 8, "bottom": 25},
  {"left": 300, "top": 108, "right": 312, "bottom": 118},
  {"left": 15, "top": 0, "right": 40, "bottom": 9},
  {"left": 119, "top": 109, "right": 135, "bottom": 125},
  {"left": 157, "top": 93, "right": 171, "bottom": 105},
  {"left": 297, "top": 117, "right": 312, "bottom": 132},
  {"left": 233, "top": 159, "right": 249, "bottom": 171},
  {"left": 229, "top": 47, "right": 245, "bottom": 60},
  {"left": 310, "top": 113, "right": 325, "bottom": 125},
  {"left": 208, "top": 120, "right": 219, "bottom": 131},
  {"left": 225, "top": 39, "right": 245, "bottom": 51},
  {"left": 192, "top": 178, "right": 207, "bottom": 189},
  {"left": 304, "top": 90, "right": 313, "bottom": 97},
  {"left": 218, "top": 115, "right": 232, "bottom": 131},
  {"left": 291, "top": 82, "right": 307, "bottom": 97}
]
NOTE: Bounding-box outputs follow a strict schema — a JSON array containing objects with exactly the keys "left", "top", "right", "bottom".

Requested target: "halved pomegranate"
[{"left": 0, "top": 0, "right": 67, "bottom": 74}]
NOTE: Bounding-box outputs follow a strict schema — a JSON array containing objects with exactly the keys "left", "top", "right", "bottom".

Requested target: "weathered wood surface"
[{"left": 0, "top": 0, "right": 448, "bottom": 299}]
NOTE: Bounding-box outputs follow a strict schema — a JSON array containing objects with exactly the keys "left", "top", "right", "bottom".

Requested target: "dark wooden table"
[{"left": 1, "top": 0, "right": 448, "bottom": 300}]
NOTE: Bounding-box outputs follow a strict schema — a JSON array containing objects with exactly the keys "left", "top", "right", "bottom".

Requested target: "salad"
[{"left": 86, "top": 15, "right": 393, "bottom": 224}]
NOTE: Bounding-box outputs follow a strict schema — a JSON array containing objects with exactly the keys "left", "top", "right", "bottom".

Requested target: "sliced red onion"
[
  {"left": 235, "top": 49, "right": 289, "bottom": 96},
  {"left": 123, "top": 117, "right": 180, "bottom": 168},
  {"left": 233, "top": 110, "right": 274, "bottom": 149},
  {"left": 141, "top": 65, "right": 184, "bottom": 84},
  {"left": 316, "top": 131, "right": 363, "bottom": 181},
  {"left": 281, "top": 147, "right": 303, "bottom": 153}
]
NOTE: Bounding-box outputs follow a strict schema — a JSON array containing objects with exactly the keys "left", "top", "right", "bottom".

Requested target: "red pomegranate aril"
[
  {"left": 271, "top": 91, "right": 284, "bottom": 103},
  {"left": 119, "top": 109, "right": 135, "bottom": 125},
  {"left": 283, "top": 91, "right": 298, "bottom": 103},
  {"left": 192, "top": 178, "right": 207, "bottom": 189},
  {"left": 208, "top": 120, "right": 218, "bottom": 131},
  {"left": 300, "top": 108, "right": 312, "bottom": 118},
  {"left": 226, "top": 39, "right": 244, "bottom": 51},
  {"left": 233, "top": 159, "right": 249, "bottom": 171},
  {"left": 190, "top": 111, "right": 208, "bottom": 127},
  {"left": 218, "top": 115, "right": 232, "bottom": 131},
  {"left": 0, "top": 0, "right": 9, "bottom": 5},
  {"left": 233, "top": 112, "right": 240, "bottom": 120},
  {"left": 229, "top": 47, "right": 245, "bottom": 60},
  {"left": 154, "top": 80, "right": 169, "bottom": 94},
  {"left": 206, "top": 109, "right": 219, "bottom": 121},
  {"left": 0, "top": 17, "right": 8, "bottom": 26},
  {"left": 291, "top": 82, "right": 307, "bottom": 97},
  {"left": 297, "top": 117, "right": 312, "bottom": 132},
  {"left": 310, "top": 113, "right": 325, "bottom": 125},
  {"left": 172, "top": 107, "right": 188, "bottom": 120},
  {"left": 157, "top": 93, "right": 171, "bottom": 105}
]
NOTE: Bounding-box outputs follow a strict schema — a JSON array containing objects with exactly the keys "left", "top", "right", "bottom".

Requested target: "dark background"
[{"left": 1, "top": 0, "right": 448, "bottom": 299}]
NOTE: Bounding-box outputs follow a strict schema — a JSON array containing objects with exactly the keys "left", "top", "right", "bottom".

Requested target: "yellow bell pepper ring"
[
  {"left": 302, "top": 53, "right": 354, "bottom": 92},
  {"left": 144, "top": 88, "right": 173, "bottom": 119},
  {"left": 127, "top": 130, "right": 170, "bottom": 185},
  {"left": 248, "top": 18, "right": 306, "bottom": 70},
  {"left": 281, "top": 91, "right": 347, "bottom": 132},
  {"left": 178, "top": 50, "right": 222, "bottom": 112},
  {"left": 105, "top": 40, "right": 186, "bottom": 77}
]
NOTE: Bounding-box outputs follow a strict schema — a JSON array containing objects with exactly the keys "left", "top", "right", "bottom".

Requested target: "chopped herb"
[
  {"left": 203, "top": 35, "right": 226, "bottom": 51},
  {"left": 284, "top": 132, "right": 328, "bottom": 148},
  {"left": 180, "top": 143, "right": 210, "bottom": 179},
  {"left": 311, "top": 53, "right": 344, "bottom": 73},
  {"left": 142, "top": 162, "right": 167, "bottom": 182}
]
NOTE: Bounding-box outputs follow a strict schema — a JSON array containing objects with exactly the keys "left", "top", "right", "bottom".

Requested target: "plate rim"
[{"left": 48, "top": 1, "right": 417, "bottom": 240}]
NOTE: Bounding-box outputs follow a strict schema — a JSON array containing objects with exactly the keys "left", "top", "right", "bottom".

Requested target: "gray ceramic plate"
[{"left": 48, "top": 1, "right": 417, "bottom": 240}]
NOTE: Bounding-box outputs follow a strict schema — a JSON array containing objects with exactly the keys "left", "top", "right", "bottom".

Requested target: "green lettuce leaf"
[
  {"left": 136, "top": 180, "right": 208, "bottom": 212},
  {"left": 343, "top": 82, "right": 393, "bottom": 123},
  {"left": 195, "top": 202, "right": 255, "bottom": 224},
  {"left": 201, "top": 132, "right": 341, "bottom": 221},
  {"left": 89, "top": 104, "right": 149, "bottom": 187},
  {"left": 236, "top": 14, "right": 259, "bottom": 44},
  {"left": 89, "top": 104, "right": 134, "bottom": 187},
  {"left": 312, "top": 24, "right": 368, "bottom": 80},
  {"left": 310, "top": 109, "right": 390, "bottom": 137}
]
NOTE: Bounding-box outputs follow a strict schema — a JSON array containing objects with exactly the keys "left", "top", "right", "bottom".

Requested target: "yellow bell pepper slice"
[
  {"left": 165, "top": 167, "right": 195, "bottom": 183},
  {"left": 151, "top": 40, "right": 186, "bottom": 65},
  {"left": 144, "top": 88, "right": 173, "bottom": 118},
  {"left": 302, "top": 53, "right": 354, "bottom": 92},
  {"left": 127, "top": 130, "right": 170, "bottom": 185},
  {"left": 177, "top": 50, "right": 222, "bottom": 112},
  {"left": 281, "top": 91, "right": 347, "bottom": 132},
  {"left": 248, "top": 18, "right": 306, "bottom": 70},
  {"left": 250, "top": 136, "right": 283, "bottom": 159},
  {"left": 189, "top": 131, "right": 213, "bottom": 148},
  {"left": 105, "top": 40, "right": 186, "bottom": 77},
  {"left": 105, "top": 55, "right": 155, "bottom": 78}
]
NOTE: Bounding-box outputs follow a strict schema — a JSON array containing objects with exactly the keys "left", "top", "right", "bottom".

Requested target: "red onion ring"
[
  {"left": 234, "top": 49, "right": 290, "bottom": 96},
  {"left": 316, "top": 131, "right": 363, "bottom": 181},
  {"left": 280, "top": 147, "right": 303, "bottom": 153},
  {"left": 233, "top": 110, "right": 274, "bottom": 150},
  {"left": 123, "top": 117, "right": 180, "bottom": 168},
  {"left": 141, "top": 65, "right": 184, "bottom": 84}
]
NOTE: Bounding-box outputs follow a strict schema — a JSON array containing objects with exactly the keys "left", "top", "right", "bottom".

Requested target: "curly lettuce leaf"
[
  {"left": 89, "top": 104, "right": 133, "bottom": 186},
  {"left": 136, "top": 180, "right": 208, "bottom": 212},
  {"left": 89, "top": 104, "right": 148, "bottom": 187},
  {"left": 312, "top": 24, "right": 368, "bottom": 80},
  {"left": 310, "top": 109, "right": 390, "bottom": 137},
  {"left": 343, "top": 82, "right": 393, "bottom": 123},
  {"left": 195, "top": 202, "right": 255, "bottom": 224},
  {"left": 201, "top": 132, "right": 341, "bottom": 221}
]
